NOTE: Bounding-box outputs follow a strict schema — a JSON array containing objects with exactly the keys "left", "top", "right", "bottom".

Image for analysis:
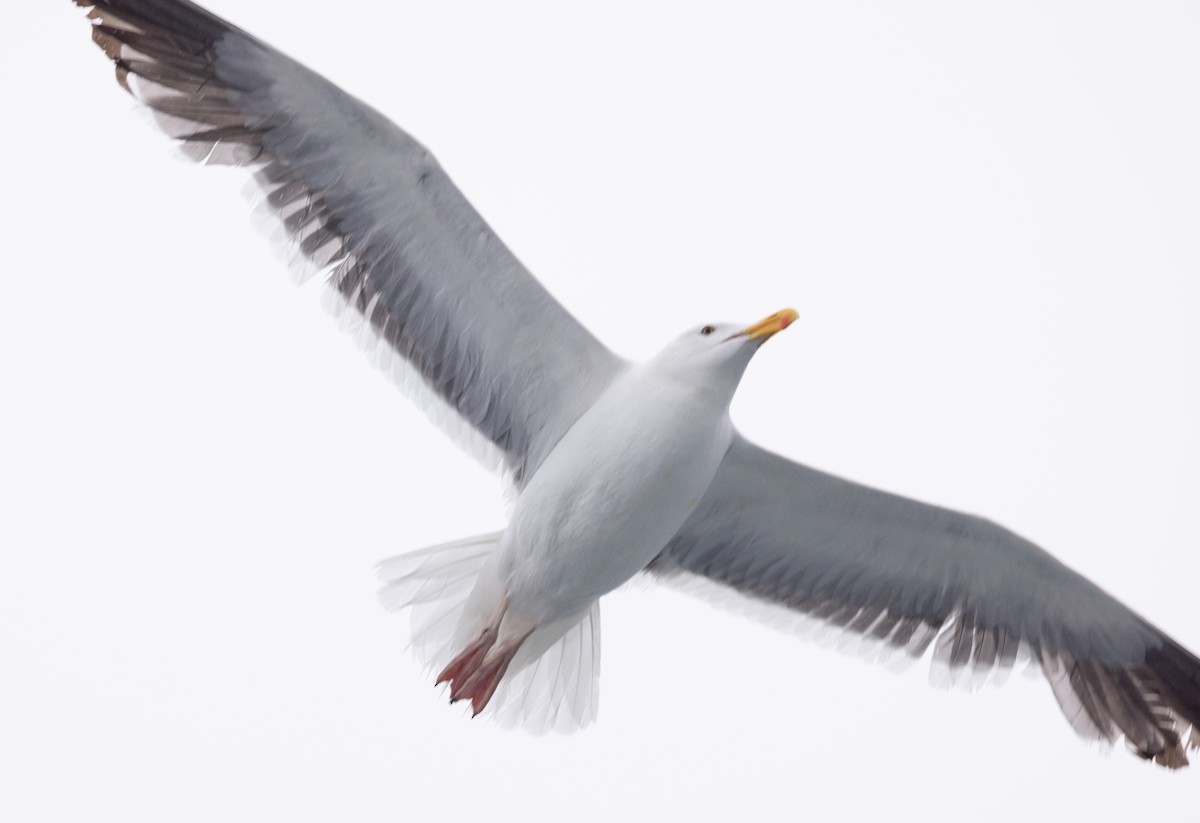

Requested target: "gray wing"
[
  {"left": 72, "top": 0, "right": 623, "bottom": 484},
  {"left": 655, "top": 434, "right": 1200, "bottom": 767}
]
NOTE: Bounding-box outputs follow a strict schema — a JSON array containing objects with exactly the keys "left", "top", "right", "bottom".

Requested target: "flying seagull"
[{"left": 71, "top": 0, "right": 1199, "bottom": 766}]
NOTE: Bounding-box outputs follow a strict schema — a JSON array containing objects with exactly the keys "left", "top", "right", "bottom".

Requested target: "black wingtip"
[
  {"left": 73, "top": 0, "right": 242, "bottom": 47},
  {"left": 1145, "top": 635, "right": 1200, "bottom": 727}
]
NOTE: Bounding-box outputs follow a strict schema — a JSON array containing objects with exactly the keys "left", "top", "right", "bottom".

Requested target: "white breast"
[{"left": 500, "top": 364, "right": 735, "bottom": 625}]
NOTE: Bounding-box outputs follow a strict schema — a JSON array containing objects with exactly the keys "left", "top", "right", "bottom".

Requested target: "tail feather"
[
  {"left": 377, "top": 533, "right": 602, "bottom": 733},
  {"left": 489, "top": 604, "right": 601, "bottom": 733},
  {"left": 377, "top": 532, "right": 500, "bottom": 672}
]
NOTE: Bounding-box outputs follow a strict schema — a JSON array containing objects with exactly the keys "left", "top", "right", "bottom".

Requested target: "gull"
[{"left": 71, "top": 0, "right": 1200, "bottom": 766}]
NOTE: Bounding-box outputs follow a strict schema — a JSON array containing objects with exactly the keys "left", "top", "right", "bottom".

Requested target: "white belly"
[{"left": 499, "top": 367, "right": 735, "bottom": 624}]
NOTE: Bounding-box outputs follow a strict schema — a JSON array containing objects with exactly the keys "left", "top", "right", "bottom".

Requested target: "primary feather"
[{"left": 75, "top": 0, "right": 623, "bottom": 486}]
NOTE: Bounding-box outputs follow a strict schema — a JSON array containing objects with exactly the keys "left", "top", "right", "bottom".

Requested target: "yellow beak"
[{"left": 738, "top": 308, "right": 798, "bottom": 342}]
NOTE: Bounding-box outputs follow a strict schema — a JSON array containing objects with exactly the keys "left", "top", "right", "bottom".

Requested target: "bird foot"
[
  {"left": 436, "top": 626, "right": 497, "bottom": 687},
  {"left": 439, "top": 626, "right": 534, "bottom": 716},
  {"left": 452, "top": 642, "right": 525, "bottom": 715}
]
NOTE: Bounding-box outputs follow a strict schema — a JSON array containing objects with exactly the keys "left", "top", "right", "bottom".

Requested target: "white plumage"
[
  {"left": 396, "top": 322, "right": 758, "bottom": 726},
  {"left": 71, "top": 0, "right": 1200, "bottom": 766}
]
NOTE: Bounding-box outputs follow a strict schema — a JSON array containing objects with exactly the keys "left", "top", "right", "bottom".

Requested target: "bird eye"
[{"left": 700, "top": 325, "right": 716, "bottom": 336}]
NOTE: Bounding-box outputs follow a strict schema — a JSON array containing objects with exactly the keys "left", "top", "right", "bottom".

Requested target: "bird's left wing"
[
  {"left": 72, "top": 0, "right": 624, "bottom": 485},
  {"left": 654, "top": 434, "right": 1200, "bottom": 767}
]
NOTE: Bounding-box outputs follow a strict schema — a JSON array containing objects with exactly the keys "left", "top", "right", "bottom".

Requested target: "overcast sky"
[{"left": 4, "top": 1, "right": 1200, "bottom": 820}]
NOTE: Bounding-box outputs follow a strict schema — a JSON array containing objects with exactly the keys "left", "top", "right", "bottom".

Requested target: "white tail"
[{"left": 377, "top": 533, "right": 601, "bottom": 733}]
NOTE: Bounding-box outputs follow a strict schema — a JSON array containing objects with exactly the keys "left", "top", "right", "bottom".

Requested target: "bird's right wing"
[
  {"left": 655, "top": 434, "right": 1200, "bottom": 767},
  {"left": 72, "top": 0, "right": 624, "bottom": 485}
]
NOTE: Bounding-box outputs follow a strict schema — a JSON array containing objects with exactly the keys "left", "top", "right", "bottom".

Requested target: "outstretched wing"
[
  {"left": 72, "top": 0, "right": 624, "bottom": 484},
  {"left": 654, "top": 434, "right": 1200, "bottom": 767}
]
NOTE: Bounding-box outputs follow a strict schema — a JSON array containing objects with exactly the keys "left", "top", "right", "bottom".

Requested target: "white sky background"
[{"left": 3, "top": 0, "right": 1199, "bottom": 819}]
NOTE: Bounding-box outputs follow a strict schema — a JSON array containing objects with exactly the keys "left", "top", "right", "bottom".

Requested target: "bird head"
[{"left": 649, "top": 308, "right": 798, "bottom": 400}]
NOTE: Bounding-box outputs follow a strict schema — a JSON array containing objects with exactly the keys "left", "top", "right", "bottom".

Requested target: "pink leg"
[
  {"left": 435, "top": 625, "right": 497, "bottom": 687},
  {"left": 451, "top": 630, "right": 534, "bottom": 716}
]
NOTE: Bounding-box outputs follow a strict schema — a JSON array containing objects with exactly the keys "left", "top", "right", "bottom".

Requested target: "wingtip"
[{"left": 1153, "top": 745, "right": 1190, "bottom": 770}]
